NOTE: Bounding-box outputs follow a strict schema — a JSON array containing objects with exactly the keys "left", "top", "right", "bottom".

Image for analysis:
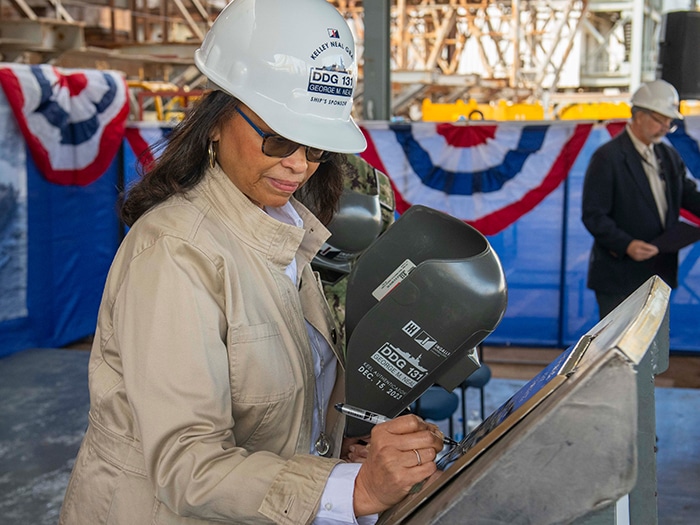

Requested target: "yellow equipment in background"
[
  {"left": 421, "top": 98, "right": 698, "bottom": 122},
  {"left": 556, "top": 102, "right": 631, "bottom": 120},
  {"left": 127, "top": 81, "right": 203, "bottom": 122},
  {"left": 421, "top": 99, "right": 544, "bottom": 122}
]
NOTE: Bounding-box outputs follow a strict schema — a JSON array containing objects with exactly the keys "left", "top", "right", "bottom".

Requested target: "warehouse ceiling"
[{"left": 0, "top": 0, "right": 661, "bottom": 120}]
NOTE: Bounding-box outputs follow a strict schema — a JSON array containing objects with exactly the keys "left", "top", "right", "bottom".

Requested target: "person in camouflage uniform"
[{"left": 320, "top": 154, "right": 396, "bottom": 354}]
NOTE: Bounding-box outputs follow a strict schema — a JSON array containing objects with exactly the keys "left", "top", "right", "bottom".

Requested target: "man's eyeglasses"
[
  {"left": 234, "top": 107, "right": 331, "bottom": 163},
  {"left": 645, "top": 111, "right": 677, "bottom": 134}
]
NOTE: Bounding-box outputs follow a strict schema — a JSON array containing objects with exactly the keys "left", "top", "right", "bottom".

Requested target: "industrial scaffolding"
[{"left": 0, "top": 0, "right": 667, "bottom": 118}]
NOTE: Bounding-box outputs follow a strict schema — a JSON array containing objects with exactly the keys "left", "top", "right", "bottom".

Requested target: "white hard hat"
[
  {"left": 194, "top": 0, "right": 367, "bottom": 153},
  {"left": 631, "top": 79, "right": 683, "bottom": 120}
]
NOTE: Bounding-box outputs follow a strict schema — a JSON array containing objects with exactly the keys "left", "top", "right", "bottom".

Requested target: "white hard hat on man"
[
  {"left": 631, "top": 79, "right": 684, "bottom": 120},
  {"left": 194, "top": 0, "right": 367, "bottom": 154}
]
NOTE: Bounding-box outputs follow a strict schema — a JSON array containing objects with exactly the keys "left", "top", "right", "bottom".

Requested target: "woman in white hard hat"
[
  {"left": 59, "top": 1, "right": 443, "bottom": 524},
  {"left": 582, "top": 79, "right": 700, "bottom": 318}
]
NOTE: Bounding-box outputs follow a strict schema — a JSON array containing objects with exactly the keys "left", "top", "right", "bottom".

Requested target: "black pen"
[{"left": 334, "top": 403, "right": 460, "bottom": 446}]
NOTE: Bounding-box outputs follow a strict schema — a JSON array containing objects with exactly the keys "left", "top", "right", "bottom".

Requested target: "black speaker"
[{"left": 658, "top": 10, "right": 700, "bottom": 100}]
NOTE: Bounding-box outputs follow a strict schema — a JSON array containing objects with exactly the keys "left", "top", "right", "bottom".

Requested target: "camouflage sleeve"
[
  {"left": 323, "top": 278, "right": 348, "bottom": 354},
  {"left": 343, "top": 154, "right": 396, "bottom": 231},
  {"left": 375, "top": 169, "right": 396, "bottom": 232}
]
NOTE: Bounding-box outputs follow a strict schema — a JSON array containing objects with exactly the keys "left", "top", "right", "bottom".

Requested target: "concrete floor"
[{"left": 0, "top": 347, "right": 698, "bottom": 524}]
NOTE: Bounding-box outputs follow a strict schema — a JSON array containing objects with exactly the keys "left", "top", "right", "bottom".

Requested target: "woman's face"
[{"left": 211, "top": 104, "right": 321, "bottom": 208}]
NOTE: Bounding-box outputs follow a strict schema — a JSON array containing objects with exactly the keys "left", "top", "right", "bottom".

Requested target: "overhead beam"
[
  {"left": 47, "top": 0, "right": 75, "bottom": 22},
  {"left": 171, "top": 0, "right": 205, "bottom": 40},
  {"left": 6, "top": 0, "right": 38, "bottom": 20}
]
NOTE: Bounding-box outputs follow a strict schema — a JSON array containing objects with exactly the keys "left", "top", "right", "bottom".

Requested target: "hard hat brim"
[
  {"left": 254, "top": 101, "right": 368, "bottom": 153},
  {"left": 634, "top": 103, "right": 683, "bottom": 121}
]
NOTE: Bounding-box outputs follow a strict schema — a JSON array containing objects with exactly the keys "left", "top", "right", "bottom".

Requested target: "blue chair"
[{"left": 411, "top": 387, "right": 460, "bottom": 439}]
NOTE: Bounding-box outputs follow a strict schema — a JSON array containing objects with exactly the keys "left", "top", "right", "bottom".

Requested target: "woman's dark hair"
[
  {"left": 120, "top": 90, "right": 346, "bottom": 227},
  {"left": 296, "top": 154, "right": 347, "bottom": 225}
]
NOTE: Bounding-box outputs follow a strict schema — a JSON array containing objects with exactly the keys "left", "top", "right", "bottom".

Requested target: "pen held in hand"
[{"left": 334, "top": 403, "right": 459, "bottom": 447}]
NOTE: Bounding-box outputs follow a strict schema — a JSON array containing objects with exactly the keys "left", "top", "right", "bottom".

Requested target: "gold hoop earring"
[{"left": 208, "top": 141, "right": 217, "bottom": 169}]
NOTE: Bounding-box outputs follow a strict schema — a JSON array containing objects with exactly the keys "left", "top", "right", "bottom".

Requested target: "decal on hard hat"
[
  {"left": 308, "top": 68, "right": 353, "bottom": 99},
  {"left": 307, "top": 28, "right": 355, "bottom": 107},
  {"left": 193, "top": 0, "right": 365, "bottom": 153}
]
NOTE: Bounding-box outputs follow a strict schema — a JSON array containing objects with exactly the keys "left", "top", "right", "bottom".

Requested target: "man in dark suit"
[{"left": 582, "top": 79, "right": 700, "bottom": 318}]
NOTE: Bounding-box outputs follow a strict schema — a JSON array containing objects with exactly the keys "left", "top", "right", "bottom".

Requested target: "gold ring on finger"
[{"left": 413, "top": 448, "right": 422, "bottom": 466}]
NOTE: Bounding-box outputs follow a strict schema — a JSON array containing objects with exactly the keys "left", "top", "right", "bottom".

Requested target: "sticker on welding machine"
[{"left": 371, "top": 259, "right": 417, "bottom": 301}]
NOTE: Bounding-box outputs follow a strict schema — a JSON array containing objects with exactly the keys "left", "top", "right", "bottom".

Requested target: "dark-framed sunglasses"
[{"left": 234, "top": 106, "right": 331, "bottom": 163}]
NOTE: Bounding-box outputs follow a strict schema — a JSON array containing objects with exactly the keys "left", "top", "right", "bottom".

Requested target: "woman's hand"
[
  {"left": 352, "top": 414, "right": 444, "bottom": 516},
  {"left": 342, "top": 436, "right": 371, "bottom": 463}
]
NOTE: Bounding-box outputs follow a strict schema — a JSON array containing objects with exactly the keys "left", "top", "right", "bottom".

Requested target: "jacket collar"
[
  {"left": 626, "top": 124, "right": 655, "bottom": 160},
  {"left": 195, "top": 164, "right": 330, "bottom": 272},
  {"left": 620, "top": 128, "right": 659, "bottom": 212}
]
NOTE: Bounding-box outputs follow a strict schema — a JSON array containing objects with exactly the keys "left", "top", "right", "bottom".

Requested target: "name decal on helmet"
[
  {"left": 370, "top": 343, "right": 428, "bottom": 389},
  {"left": 308, "top": 67, "right": 353, "bottom": 98}
]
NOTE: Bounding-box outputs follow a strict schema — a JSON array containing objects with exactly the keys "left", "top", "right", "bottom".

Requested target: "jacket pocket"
[{"left": 227, "top": 322, "right": 296, "bottom": 403}]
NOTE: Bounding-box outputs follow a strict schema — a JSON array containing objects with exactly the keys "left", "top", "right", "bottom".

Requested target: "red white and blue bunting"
[
  {"left": 0, "top": 64, "right": 129, "bottom": 186},
  {"left": 124, "top": 122, "right": 172, "bottom": 171},
  {"left": 359, "top": 121, "right": 592, "bottom": 235},
  {"left": 122, "top": 118, "right": 700, "bottom": 234},
  {"left": 359, "top": 119, "right": 700, "bottom": 234}
]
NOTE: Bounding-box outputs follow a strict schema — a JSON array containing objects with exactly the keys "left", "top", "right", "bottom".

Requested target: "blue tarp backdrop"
[
  {"left": 1, "top": 119, "right": 700, "bottom": 357},
  {"left": 0, "top": 150, "right": 121, "bottom": 356}
]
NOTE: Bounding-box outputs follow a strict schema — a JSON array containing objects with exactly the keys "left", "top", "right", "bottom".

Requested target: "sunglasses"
[
  {"left": 234, "top": 107, "right": 331, "bottom": 163},
  {"left": 645, "top": 111, "right": 677, "bottom": 134}
]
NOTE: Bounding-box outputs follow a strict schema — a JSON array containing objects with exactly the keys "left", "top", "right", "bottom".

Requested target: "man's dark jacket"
[{"left": 582, "top": 128, "right": 700, "bottom": 296}]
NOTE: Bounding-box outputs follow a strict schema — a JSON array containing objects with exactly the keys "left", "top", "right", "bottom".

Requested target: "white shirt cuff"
[{"left": 313, "top": 462, "right": 379, "bottom": 525}]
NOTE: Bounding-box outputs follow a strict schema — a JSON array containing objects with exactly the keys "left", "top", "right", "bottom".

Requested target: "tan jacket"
[{"left": 59, "top": 166, "right": 347, "bottom": 524}]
